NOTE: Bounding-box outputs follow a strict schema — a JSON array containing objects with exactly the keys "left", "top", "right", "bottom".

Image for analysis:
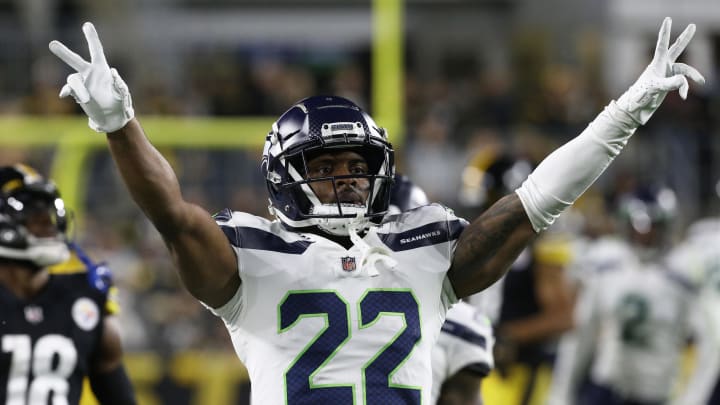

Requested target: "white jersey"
[
  {"left": 568, "top": 235, "right": 639, "bottom": 288},
  {"left": 431, "top": 301, "right": 495, "bottom": 404},
  {"left": 549, "top": 258, "right": 701, "bottom": 404},
  {"left": 548, "top": 236, "right": 638, "bottom": 405},
  {"left": 664, "top": 230, "right": 720, "bottom": 405},
  {"left": 666, "top": 231, "right": 720, "bottom": 331},
  {"left": 684, "top": 217, "right": 720, "bottom": 242},
  {"left": 208, "top": 204, "right": 464, "bottom": 405}
]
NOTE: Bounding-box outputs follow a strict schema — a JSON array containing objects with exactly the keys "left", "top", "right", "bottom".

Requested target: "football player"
[
  {"left": 0, "top": 164, "right": 136, "bottom": 405},
  {"left": 460, "top": 152, "right": 576, "bottom": 405},
  {"left": 432, "top": 303, "right": 495, "bottom": 405},
  {"left": 49, "top": 18, "right": 703, "bottom": 404},
  {"left": 389, "top": 174, "right": 495, "bottom": 405},
  {"left": 547, "top": 185, "right": 718, "bottom": 405}
]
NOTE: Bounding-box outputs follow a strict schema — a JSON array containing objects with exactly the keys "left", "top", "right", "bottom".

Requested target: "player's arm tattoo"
[{"left": 448, "top": 193, "right": 537, "bottom": 298}]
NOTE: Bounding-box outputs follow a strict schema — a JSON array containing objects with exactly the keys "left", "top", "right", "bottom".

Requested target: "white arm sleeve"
[{"left": 515, "top": 101, "right": 638, "bottom": 232}]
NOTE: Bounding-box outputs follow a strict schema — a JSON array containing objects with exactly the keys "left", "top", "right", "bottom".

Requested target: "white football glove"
[
  {"left": 616, "top": 17, "right": 705, "bottom": 125},
  {"left": 49, "top": 22, "right": 134, "bottom": 133}
]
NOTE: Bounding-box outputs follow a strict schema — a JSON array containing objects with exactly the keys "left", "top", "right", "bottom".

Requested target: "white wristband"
[{"left": 515, "top": 101, "right": 638, "bottom": 232}]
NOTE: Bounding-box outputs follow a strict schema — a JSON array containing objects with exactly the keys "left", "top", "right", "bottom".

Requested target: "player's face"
[
  {"left": 630, "top": 223, "right": 664, "bottom": 248},
  {"left": 15, "top": 199, "right": 61, "bottom": 238},
  {"left": 305, "top": 150, "right": 370, "bottom": 205},
  {"left": 24, "top": 212, "right": 57, "bottom": 238}
]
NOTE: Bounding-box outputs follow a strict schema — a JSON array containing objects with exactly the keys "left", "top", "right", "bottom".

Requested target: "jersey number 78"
[{"left": 3, "top": 334, "right": 77, "bottom": 405}]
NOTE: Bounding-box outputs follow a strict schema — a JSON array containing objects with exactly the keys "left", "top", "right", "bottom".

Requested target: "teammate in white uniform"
[
  {"left": 664, "top": 221, "right": 720, "bottom": 405},
  {"left": 390, "top": 174, "right": 495, "bottom": 405},
  {"left": 432, "top": 301, "right": 495, "bottom": 405},
  {"left": 548, "top": 186, "right": 718, "bottom": 405},
  {"left": 48, "top": 18, "right": 704, "bottom": 405}
]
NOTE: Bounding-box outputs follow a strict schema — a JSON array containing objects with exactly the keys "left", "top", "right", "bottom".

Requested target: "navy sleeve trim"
[
  {"left": 441, "top": 319, "right": 487, "bottom": 349},
  {"left": 663, "top": 270, "right": 697, "bottom": 293},
  {"left": 212, "top": 208, "right": 233, "bottom": 222},
  {"left": 379, "top": 219, "right": 466, "bottom": 252},
  {"left": 448, "top": 219, "right": 466, "bottom": 241},
  {"left": 220, "top": 225, "right": 313, "bottom": 254}
]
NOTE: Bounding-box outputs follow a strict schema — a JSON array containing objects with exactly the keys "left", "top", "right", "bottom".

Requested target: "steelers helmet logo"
[{"left": 72, "top": 297, "right": 100, "bottom": 331}]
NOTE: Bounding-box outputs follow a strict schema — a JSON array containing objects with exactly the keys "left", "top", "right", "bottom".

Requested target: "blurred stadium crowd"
[{"left": 1, "top": 0, "right": 720, "bottom": 403}]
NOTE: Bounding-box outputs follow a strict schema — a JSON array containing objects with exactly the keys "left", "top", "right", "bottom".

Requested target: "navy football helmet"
[
  {"left": 0, "top": 164, "right": 69, "bottom": 267},
  {"left": 615, "top": 184, "right": 677, "bottom": 259},
  {"left": 262, "top": 96, "right": 395, "bottom": 235},
  {"left": 388, "top": 174, "right": 429, "bottom": 214}
]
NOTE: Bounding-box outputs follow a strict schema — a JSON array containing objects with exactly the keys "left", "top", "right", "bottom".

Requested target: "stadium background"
[{"left": 0, "top": 0, "right": 718, "bottom": 403}]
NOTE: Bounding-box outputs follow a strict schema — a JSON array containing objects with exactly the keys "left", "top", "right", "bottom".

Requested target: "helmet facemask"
[{"left": 285, "top": 145, "right": 392, "bottom": 235}]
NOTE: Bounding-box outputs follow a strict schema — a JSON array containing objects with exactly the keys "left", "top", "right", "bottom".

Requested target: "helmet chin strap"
[
  {"left": 0, "top": 237, "right": 69, "bottom": 268},
  {"left": 311, "top": 204, "right": 369, "bottom": 236},
  {"left": 347, "top": 213, "right": 397, "bottom": 276},
  {"left": 29, "top": 238, "right": 70, "bottom": 267}
]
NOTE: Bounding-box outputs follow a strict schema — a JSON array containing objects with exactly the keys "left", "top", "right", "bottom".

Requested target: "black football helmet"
[
  {"left": 458, "top": 152, "right": 533, "bottom": 212},
  {"left": 262, "top": 96, "right": 395, "bottom": 235},
  {"left": 0, "top": 164, "right": 69, "bottom": 267}
]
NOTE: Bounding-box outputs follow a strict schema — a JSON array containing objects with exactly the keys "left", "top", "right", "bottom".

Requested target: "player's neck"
[
  {"left": 321, "top": 233, "right": 354, "bottom": 249},
  {"left": 0, "top": 264, "right": 49, "bottom": 300}
]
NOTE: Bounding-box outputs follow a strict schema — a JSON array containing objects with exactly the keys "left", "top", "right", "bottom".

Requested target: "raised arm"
[
  {"left": 449, "top": 17, "right": 704, "bottom": 298},
  {"left": 449, "top": 194, "right": 535, "bottom": 298},
  {"left": 49, "top": 23, "right": 239, "bottom": 307},
  {"left": 106, "top": 120, "right": 239, "bottom": 307}
]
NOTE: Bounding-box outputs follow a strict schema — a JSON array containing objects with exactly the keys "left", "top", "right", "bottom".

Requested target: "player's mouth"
[{"left": 336, "top": 189, "right": 364, "bottom": 205}]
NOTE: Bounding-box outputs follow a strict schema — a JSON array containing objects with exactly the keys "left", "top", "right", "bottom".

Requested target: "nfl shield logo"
[
  {"left": 341, "top": 256, "right": 357, "bottom": 272},
  {"left": 24, "top": 306, "right": 43, "bottom": 324}
]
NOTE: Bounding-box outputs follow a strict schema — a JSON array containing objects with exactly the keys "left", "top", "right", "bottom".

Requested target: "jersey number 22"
[{"left": 280, "top": 289, "right": 421, "bottom": 404}]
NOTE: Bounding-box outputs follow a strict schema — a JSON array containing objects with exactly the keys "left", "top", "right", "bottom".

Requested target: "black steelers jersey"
[
  {"left": 0, "top": 266, "right": 112, "bottom": 405},
  {"left": 498, "top": 236, "right": 572, "bottom": 364}
]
